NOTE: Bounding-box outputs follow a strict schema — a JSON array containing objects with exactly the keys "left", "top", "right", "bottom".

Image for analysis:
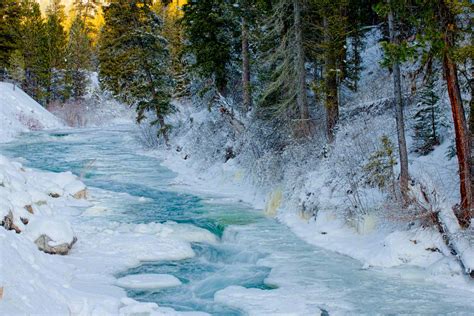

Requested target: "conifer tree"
[
  {"left": 235, "top": 0, "right": 262, "bottom": 112},
  {"left": 181, "top": 0, "right": 238, "bottom": 95},
  {"left": 258, "top": 0, "right": 312, "bottom": 138},
  {"left": 99, "top": 0, "right": 174, "bottom": 143},
  {"left": 65, "top": 16, "right": 92, "bottom": 100},
  {"left": 73, "top": 0, "right": 100, "bottom": 32},
  {"left": 45, "top": 0, "right": 67, "bottom": 103},
  {"left": 154, "top": 0, "right": 188, "bottom": 97},
  {"left": 308, "top": 0, "right": 350, "bottom": 142},
  {"left": 399, "top": 0, "right": 473, "bottom": 227},
  {"left": 8, "top": 50, "right": 25, "bottom": 90},
  {"left": 19, "top": 0, "right": 49, "bottom": 103},
  {"left": 0, "top": 0, "right": 22, "bottom": 73},
  {"left": 412, "top": 75, "right": 441, "bottom": 155},
  {"left": 375, "top": 0, "right": 411, "bottom": 199}
]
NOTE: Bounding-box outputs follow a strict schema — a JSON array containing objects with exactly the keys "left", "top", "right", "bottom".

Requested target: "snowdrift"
[{"left": 0, "top": 82, "right": 64, "bottom": 142}]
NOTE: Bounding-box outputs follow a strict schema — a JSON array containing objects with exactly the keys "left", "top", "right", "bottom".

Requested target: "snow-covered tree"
[
  {"left": 45, "top": 0, "right": 67, "bottom": 103},
  {"left": 64, "top": 16, "right": 92, "bottom": 100},
  {"left": 412, "top": 75, "right": 441, "bottom": 155},
  {"left": 99, "top": 0, "right": 173, "bottom": 143},
  {"left": 7, "top": 49, "right": 25, "bottom": 90},
  {"left": 258, "top": 0, "right": 312, "bottom": 138}
]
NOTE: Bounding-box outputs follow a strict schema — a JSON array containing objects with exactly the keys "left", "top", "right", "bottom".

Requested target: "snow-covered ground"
[
  {"left": 47, "top": 73, "right": 135, "bottom": 128},
  {"left": 0, "top": 82, "right": 64, "bottom": 142}
]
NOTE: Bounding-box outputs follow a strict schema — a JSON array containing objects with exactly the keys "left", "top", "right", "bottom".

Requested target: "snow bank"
[
  {"left": 116, "top": 274, "right": 182, "bottom": 290},
  {"left": 0, "top": 155, "right": 220, "bottom": 314},
  {"left": 24, "top": 216, "right": 75, "bottom": 246},
  {"left": 0, "top": 154, "right": 85, "bottom": 236},
  {"left": 0, "top": 82, "right": 63, "bottom": 142},
  {"left": 0, "top": 85, "right": 208, "bottom": 314},
  {"left": 47, "top": 72, "right": 135, "bottom": 127}
]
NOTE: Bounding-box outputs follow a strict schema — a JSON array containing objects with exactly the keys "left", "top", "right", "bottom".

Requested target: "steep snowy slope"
[{"left": 0, "top": 82, "right": 64, "bottom": 142}]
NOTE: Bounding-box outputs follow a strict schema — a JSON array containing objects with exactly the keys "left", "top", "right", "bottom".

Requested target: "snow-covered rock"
[{"left": 24, "top": 216, "right": 77, "bottom": 255}]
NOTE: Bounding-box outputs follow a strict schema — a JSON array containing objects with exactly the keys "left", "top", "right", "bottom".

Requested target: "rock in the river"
[{"left": 34, "top": 234, "right": 77, "bottom": 255}]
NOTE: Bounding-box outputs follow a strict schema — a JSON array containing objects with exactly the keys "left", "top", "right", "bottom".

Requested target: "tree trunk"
[
  {"left": 157, "top": 111, "right": 170, "bottom": 146},
  {"left": 241, "top": 16, "right": 251, "bottom": 112},
  {"left": 388, "top": 6, "right": 409, "bottom": 198},
  {"left": 293, "top": 0, "right": 311, "bottom": 137},
  {"left": 324, "top": 17, "right": 339, "bottom": 143},
  {"left": 443, "top": 54, "right": 472, "bottom": 227},
  {"left": 440, "top": 1, "right": 472, "bottom": 228},
  {"left": 470, "top": 71, "right": 474, "bottom": 225}
]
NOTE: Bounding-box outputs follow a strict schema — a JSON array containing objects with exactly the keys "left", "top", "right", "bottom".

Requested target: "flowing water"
[{"left": 1, "top": 126, "right": 473, "bottom": 315}]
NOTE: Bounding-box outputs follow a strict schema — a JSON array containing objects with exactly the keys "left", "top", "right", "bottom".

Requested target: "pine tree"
[
  {"left": 409, "top": 0, "right": 473, "bottom": 227},
  {"left": 258, "top": 0, "right": 312, "bottom": 138},
  {"left": 73, "top": 0, "right": 100, "bottom": 32},
  {"left": 181, "top": 0, "right": 239, "bottom": 95},
  {"left": 235, "top": 0, "right": 261, "bottom": 112},
  {"left": 0, "top": 0, "right": 22, "bottom": 73},
  {"left": 7, "top": 50, "right": 25, "bottom": 90},
  {"left": 153, "top": 0, "right": 188, "bottom": 97},
  {"left": 99, "top": 0, "right": 174, "bottom": 143},
  {"left": 412, "top": 75, "right": 441, "bottom": 155},
  {"left": 19, "top": 0, "right": 50, "bottom": 104},
  {"left": 308, "top": 0, "right": 351, "bottom": 142},
  {"left": 45, "top": 0, "right": 67, "bottom": 103},
  {"left": 375, "top": 0, "right": 411, "bottom": 199},
  {"left": 65, "top": 16, "right": 92, "bottom": 100}
]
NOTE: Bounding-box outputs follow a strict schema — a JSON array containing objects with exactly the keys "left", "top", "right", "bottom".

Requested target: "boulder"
[
  {"left": 2, "top": 211, "right": 21, "bottom": 233},
  {"left": 73, "top": 188, "right": 87, "bottom": 199},
  {"left": 34, "top": 234, "right": 77, "bottom": 255},
  {"left": 24, "top": 205, "right": 34, "bottom": 214}
]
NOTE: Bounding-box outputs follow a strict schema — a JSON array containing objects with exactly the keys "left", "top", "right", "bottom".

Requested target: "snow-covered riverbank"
[
  {"left": 142, "top": 30, "right": 474, "bottom": 291},
  {"left": 0, "top": 84, "right": 210, "bottom": 315},
  {"left": 152, "top": 130, "right": 474, "bottom": 293}
]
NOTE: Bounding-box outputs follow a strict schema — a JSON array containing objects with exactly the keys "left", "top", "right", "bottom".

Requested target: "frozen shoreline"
[
  {"left": 0, "top": 84, "right": 212, "bottom": 315},
  {"left": 153, "top": 141, "right": 474, "bottom": 293}
]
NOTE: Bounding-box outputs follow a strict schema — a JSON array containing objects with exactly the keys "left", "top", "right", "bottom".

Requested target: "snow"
[
  {"left": 24, "top": 216, "right": 75, "bottom": 246},
  {"left": 47, "top": 72, "right": 135, "bottom": 128},
  {"left": 215, "top": 286, "right": 324, "bottom": 316},
  {"left": 0, "top": 84, "right": 210, "bottom": 315},
  {"left": 0, "top": 82, "right": 64, "bottom": 142},
  {"left": 0, "top": 155, "right": 218, "bottom": 314},
  {"left": 116, "top": 274, "right": 182, "bottom": 290}
]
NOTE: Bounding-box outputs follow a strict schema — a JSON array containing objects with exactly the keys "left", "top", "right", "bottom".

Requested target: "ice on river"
[{"left": 116, "top": 274, "right": 182, "bottom": 289}]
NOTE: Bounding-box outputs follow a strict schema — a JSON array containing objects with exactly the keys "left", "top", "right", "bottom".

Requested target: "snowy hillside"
[{"left": 0, "top": 82, "right": 64, "bottom": 142}]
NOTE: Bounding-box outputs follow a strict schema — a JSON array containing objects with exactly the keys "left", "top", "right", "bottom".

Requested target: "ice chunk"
[{"left": 116, "top": 274, "right": 181, "bottom": 290}]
